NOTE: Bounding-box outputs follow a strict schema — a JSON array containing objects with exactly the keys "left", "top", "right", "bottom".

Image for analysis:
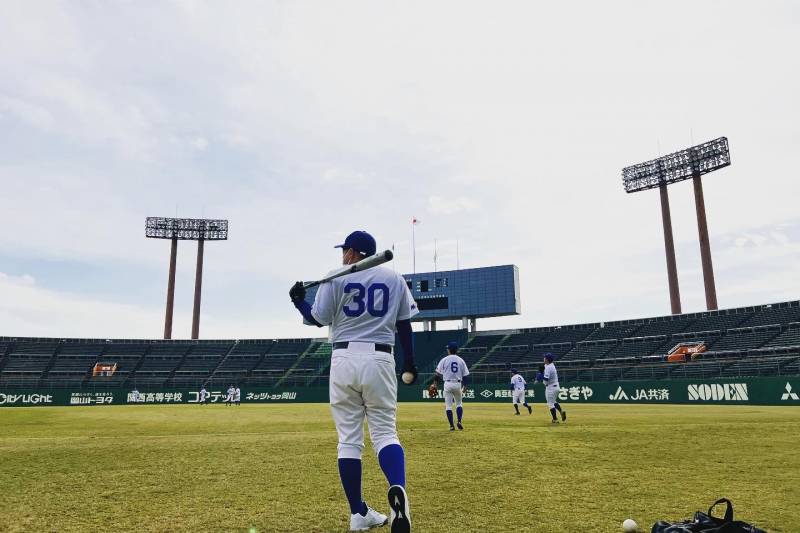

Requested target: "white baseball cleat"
[
  {"left": 349, "top": 506, "right": 388, "bottom": 531},
  {"left": 388, "top": 485, "right": 411, "bottom": 533}
]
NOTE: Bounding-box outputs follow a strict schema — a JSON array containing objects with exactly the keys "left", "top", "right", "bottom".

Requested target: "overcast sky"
[{"left": 1, "top": 1, "right": 798, "bottom": 340}]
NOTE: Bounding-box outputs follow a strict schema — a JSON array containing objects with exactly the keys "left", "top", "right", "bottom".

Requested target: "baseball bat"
[{"left": 302, "top": 250, "right": 394, "bottom": 289}]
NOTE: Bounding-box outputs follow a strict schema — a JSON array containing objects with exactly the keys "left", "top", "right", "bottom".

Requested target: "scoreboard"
[
  {"left": 304, "top": 264, "right": 520, "bottom": 323},
  {"left": 402, "top": 265, "right": 520, "bottom": 321}
]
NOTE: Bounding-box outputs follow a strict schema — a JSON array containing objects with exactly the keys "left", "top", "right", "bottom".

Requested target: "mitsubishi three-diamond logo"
[{"left": 781, "top": 382, "right": 799, "bottom": 401}]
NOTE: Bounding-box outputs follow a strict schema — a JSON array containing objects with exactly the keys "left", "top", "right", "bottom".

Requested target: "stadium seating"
[
  {"left": 602, "top": 336, "right": 670, "bottom": 360},
  {"left": 682, "top": 311, "right": 753, "bottom": 333},
  {"left": 561, "top": 340, "right": 617, "bottom": 362},
  {"left": 2, "top": 299, "right": 800, "bottom": 389},
  {"left": 0, "top": 342, "right": 58, "bottom": 387},
  {"left": 539, "top": 326, "right": 595, "bottom": 344},
  {"left": 741, "top": 303, "right": 800, "bottom": 327},
  {"left": 763, "top": 324, "right": 800, "bottom": 348},
  {"left": 584, "top": 324, "right": 639, "bottom": 341},
  {"left": 706, "top": 327, "right": 781, "bottom": 352},
  {"left": 631, "top": 318, "right": 695, "bottom": 337}
]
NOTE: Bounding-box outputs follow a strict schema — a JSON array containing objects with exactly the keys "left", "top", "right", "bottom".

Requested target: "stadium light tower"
[
  {"left": 622, "top": 137, "right": 731, "bottom": 313},
  {"left": 146, "top": 217, "right": 229, "bottom": 339}
]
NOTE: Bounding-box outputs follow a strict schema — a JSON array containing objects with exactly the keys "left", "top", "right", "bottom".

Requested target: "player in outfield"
[
  {"left": 431, "top": 342, "right": 469, "bottom": 431},
  {"left": 538, "top": 353, "right": 566, "bottom": 424},
  {"left": 225, "top": 385, "right": 234, "bottom": 406},
  {"left": 509, "top": 368, "right": 532, "bottom": 416},
  {"left": 290, "top": 230, "right": 418, "bottom": 532}
]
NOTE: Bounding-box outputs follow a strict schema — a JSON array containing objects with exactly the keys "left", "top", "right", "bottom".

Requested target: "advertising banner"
[{"left": 1, "top": 377, "right": 798, "bottom": 407}]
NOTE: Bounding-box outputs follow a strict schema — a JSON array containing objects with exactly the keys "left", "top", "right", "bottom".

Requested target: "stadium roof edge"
[{"left": 2, "top": 300, "right": 797, "bottom": 345}]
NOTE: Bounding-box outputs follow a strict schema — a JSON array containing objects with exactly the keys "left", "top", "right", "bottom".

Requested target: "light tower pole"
[
  {"left": 146, "top": 217, "right": 229, "bottom": 339},
  {"left": 164, "top": 237, "right": 178, "bottom": 339},
  {"left": 622, "top": 137, "right": 730, "bottom": 313}
]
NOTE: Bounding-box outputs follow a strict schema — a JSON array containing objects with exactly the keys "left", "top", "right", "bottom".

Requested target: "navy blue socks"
[
  {"left": 378, "top": 444, "right": 406, "bottom": 488},
  {"left": 338, "top": 458, "right": 367, "bottom": 515}
]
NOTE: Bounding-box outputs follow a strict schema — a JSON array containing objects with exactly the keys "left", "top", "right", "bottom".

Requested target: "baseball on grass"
[
  {"left": 401, "top": 372, "right": 415, "bottom": 384},
  {"left": 622, "top": 518, "right": 638, "bottom": 532}
]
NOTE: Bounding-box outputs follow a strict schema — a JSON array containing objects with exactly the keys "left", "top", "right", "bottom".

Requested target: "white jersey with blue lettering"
[
  {"left": 311, "top": 266, "right": 418, "bottom": 344},
  {"left": 436, "top": 354, "right": 470, "bottom": 382},
  {"left": 510, "top": 374, "right": 526, "bottom": 391},
  {"left": 543, "top": 363, "right": 559, "bottom": 388}
]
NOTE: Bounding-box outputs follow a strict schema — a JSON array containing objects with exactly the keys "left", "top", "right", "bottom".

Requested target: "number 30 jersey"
[{"left": 311, "top": 266, "right": 419, "bottom": 345}]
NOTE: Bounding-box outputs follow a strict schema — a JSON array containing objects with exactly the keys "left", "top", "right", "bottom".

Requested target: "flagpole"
[
  {"left": 456, "top": 239, "right": 460, "bottom": 270},
  {"left": 412, "top": 221, "right": 416, "bottom": 274},
  {"left": 434, "top": 239, "right": 438, "bottom": 273}
]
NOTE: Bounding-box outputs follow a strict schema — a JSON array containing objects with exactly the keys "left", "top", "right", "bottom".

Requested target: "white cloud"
[
  {"left": 321, "top": 167, "right": 368, "bottom": 184},
  {"left": 0, "top": 272, "right": 36, "bottom": 287},
  {"left": 0, "top": 95, "right": 55, "bottom": 131},
  {"left": 427, "top": 196, "right": 479, "bottom": 216},
  {"left": 191, "top": 137, "right": 209, "bottom": 151}
]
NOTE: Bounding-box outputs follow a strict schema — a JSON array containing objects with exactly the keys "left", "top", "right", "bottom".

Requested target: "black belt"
[{"left": 333, "top": 342, "right": 392, "bottom": 354}]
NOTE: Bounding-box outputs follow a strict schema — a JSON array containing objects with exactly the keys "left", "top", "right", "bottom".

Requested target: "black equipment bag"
[{"left": 651, "top": 498, "right": 767, "bottom": 533}]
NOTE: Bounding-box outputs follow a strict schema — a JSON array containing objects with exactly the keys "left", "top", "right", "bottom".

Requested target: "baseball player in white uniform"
[
  {"left": 290, "top": 230, "right": 417, "bottom": 533},
  {"left": 433, "top": 342, "right": 469, "bottom": 431},
  {"left": 225, "top": 385, "right": 234, "bottom": 406},
  {"left": 234, "top": 386, "right": 241, "bottom": 406},
  {"left": 539, "top": 353, "right": 566, "bottom": 424},
  {"left": 509, "top": 368, "right": 532, "bottom": 416},
  {"left": 199, "top": 387, "right": 208, "bottom": 405}
]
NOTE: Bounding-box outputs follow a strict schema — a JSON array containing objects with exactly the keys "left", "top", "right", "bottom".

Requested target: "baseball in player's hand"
[
  {"left": 401, "top": 361, "right": 418, "bottom": 385},
  {"left": 289, "top": 281, "right": 306, "bottom": 302}
]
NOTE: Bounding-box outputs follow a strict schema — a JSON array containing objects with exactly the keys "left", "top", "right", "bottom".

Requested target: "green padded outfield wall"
[{"left": 1, "top": 377, "right": 799, "bottom": 407}]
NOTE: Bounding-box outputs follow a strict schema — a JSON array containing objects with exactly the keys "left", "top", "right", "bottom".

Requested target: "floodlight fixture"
[
  {"left": 622, "top": 137, "right": 730, "bottom": 193},
  {"left": 145, "top": 217, "right": 229, "bottom": 241},
  {"left": 145, "top": 217, "right": 229, "bottom": 339},
  {"left": 621, "top": 137, "right": 731, "bottom": 313}
]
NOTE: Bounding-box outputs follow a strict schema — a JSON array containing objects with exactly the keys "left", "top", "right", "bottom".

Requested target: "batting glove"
[{"left": 289, "top": 281, "right": 306, "bottom": 302}]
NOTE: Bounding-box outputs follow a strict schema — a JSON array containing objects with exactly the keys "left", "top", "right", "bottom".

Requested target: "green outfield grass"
[{"left": 0, "top": 403, "right": 798, "bottom": 532}]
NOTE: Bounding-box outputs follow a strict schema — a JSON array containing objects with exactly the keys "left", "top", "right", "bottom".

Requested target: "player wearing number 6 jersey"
[
  {"left": 290, "top": 230, "right": 417, "bottom": 533},
  {"left": 433, "top": 342, "right": 470, "bottom": 431}
]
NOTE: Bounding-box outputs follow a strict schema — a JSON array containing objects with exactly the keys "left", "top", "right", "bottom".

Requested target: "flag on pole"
[{"left": 412, "top": 217, "right": 420, "bottom": 225}]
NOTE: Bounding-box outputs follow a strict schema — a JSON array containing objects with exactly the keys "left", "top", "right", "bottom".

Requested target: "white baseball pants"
[
  {"left": 512, "top": 389, "right": 526, "bottom": 405},
  {"left": 329, "top": 343, "right": 400, "bottom": 460},
  {"left": 545, "top": 385, "right": 560, "bottom": 408},
  {"left": 443, "top": 381, "right": 463, "bottom": 410}
]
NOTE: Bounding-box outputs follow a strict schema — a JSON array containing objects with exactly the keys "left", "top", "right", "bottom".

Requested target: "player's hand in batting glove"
[
  {"left": 289, "top": 281, "right": 306, "bottom": 302},
  {"left": 401, "top": 360, "right": 418, "bottom": 385}
]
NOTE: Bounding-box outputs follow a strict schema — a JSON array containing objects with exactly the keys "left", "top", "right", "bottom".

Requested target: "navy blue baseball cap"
[
  {"left": 510, "top": 368, "right": 517, "bottom": 374},
  {"left": 543, "top": 352, "right": 554, "bottom": 362},
  {"left": 335, "top": 231, "right": 376, "bottom": 256},
  {"left": 446, "top": 341, "right": 459, "bottom": 352}
]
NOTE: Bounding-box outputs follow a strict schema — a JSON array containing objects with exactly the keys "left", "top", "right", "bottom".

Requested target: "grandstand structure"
[{"left": 1, "top": 300, "right": 799, "bottom": 390}]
